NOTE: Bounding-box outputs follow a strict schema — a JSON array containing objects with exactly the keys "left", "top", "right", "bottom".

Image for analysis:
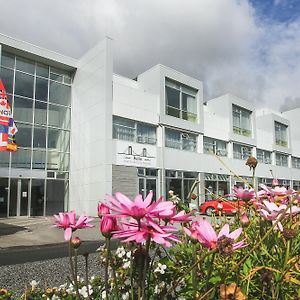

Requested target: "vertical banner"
[{"left": 0, "top": 79, "right": 18, "bottom": 152}]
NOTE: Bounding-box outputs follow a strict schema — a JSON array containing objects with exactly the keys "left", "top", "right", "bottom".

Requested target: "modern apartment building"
[{"left": 0, "top": 34, "right": 299, "bottom": 217}]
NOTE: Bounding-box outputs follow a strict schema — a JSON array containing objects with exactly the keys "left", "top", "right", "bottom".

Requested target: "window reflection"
[
  {"left": 11, "top": 148, "right": 31, "bottom": 168},
  {"left": 34, "top": 101, "right": 47, "bottom": 125},
  {"left": 33, "top": 126, "right": 46, "bottom": 148},
  {"left": 16, "top": 124, "right": 32, "bottom": 148},
  {"left": 47, "top": 151, "right": 69, "bottom": 171},
  {"left": 32, "top": 150, "right": 46, "bottom": 169},
  {"left": 16, "top": 57, "right": 35, "bottom": 74},
  {"left": 15, "top": 72, "right": 34, "bottom": 98},
  {"left": 0, "top": 68, "right": 14, "bottom": 94},
  {"left": 35, "top": 78, "right": 48, "bottom": 101},
  {"left": 48, "top": 104, "right": 70, "bottom": 129},
  {"left": 13, "top": 96, "right": 33, "bottom": 123},
  {"left": 49, "top": 81, "right": 71, "bottom": 106}
]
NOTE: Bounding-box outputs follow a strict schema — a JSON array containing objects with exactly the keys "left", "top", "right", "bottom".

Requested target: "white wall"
[{"left": 70, "top": 38, "right": 113, "bottom": 216}]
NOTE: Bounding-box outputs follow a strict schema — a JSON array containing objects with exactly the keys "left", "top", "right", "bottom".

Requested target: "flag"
[{"left": 0, "top": 79, "right": 18, "bottom": 152}]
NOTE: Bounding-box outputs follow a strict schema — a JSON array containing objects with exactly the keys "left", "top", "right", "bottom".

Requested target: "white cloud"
[{"left": 0, "top": 0, "right": 299, "bottom": 111}]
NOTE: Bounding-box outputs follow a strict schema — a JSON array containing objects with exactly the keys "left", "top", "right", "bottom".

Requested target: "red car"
[{"left": 199, "top": 198, "right": 245, "bottom": 216}]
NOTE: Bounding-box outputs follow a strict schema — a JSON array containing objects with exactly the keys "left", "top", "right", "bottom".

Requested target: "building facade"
[{"left": 0, "top": 34, "right": 299, "bottom": 217}]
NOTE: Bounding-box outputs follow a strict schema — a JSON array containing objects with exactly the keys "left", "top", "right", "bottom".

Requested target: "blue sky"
[
  {"left": 250, "top": 0, "right": 300, "bottom": 23},
  {"left": 0, "top": 0, "right": 299, "bottom": 111}
]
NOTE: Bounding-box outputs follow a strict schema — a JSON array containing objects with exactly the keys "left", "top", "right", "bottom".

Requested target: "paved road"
[{"left": 0, "top": 241, "right": 103, "bottom": 266}]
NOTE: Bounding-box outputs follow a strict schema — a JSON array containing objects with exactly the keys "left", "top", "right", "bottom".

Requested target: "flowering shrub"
[{"left": 2, "top": 159, "right": 300, "bottom": 299}]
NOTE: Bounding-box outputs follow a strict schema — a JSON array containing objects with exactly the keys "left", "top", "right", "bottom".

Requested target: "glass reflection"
[
  {"left": 46, "top": 180, "right": 65, "bottom": 215},
  {"left": 16, "top": 57, "right": 35, "bottom": 74},
  {"left": 16, "top": 124, "right": 32, "bottom": 148},
  {"left": 32, "top": 150, "right": 46, "bottom": 169},
  {"left": 0, "top": 178, "right": 9, "bottom": 217},
  {"left": 13, "top": 96, "right": 33, "bottom": 123},
  {"left": 33, "top": 126, "right": 46, "bottom": 148},
  {"left": 31, "top": 179, "right": 45, "bottom": 216},
  {"left": 34, "top": 101, "right": 47, "bottom": 125},
  {"left": 35, "top": 78, "right": 48, "bottom": 101},
  {"left": 48, "top": 104, "right": 70, "bottom": 129},
  {"left": 48, "top": 128, "right": 70, "bottom": 152},
  {"left": 15, "top": 72, "right": 34, "bottom": 98},
  {"left": 11, "top": 148, "right": 31, "bottom": 168},
  {"left": 49, "top": 81, "right": 71, "bottom": 106},
  {"left": 1, "top": 52, "right": 15, "bottom": 69}
]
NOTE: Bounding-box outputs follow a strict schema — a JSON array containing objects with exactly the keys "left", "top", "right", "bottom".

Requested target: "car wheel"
[{"left": 205, "top": 207, "right": 215, "bottom": 216}]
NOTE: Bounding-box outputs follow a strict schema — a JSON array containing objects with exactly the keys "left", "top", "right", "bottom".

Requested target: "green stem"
[
  {"left": 142, "top": 237, "right": 151, "bottom": 300},
  {"left": 84, "top": 253, "right": 91, "bottom": 300},
  {"left": 283, "top": 240, "right": 291, "bottom": 270},
  {"left": 104, "top": 237, "right": 111, "bottom": 300},
  {"left": 68, "top": 241, "right": 81, "bottom": 299},
  {"left": 161, "top": 248, "right": 217, "bottom": 299},
  {"left": 130, "top": 250, "right": 134, "bottom": 300},
  {"left": 205, "top": 252, "right": 216, "bottom": 291},
  {"left": 192, "top": 243, "right": 198, "bottom": 298}
]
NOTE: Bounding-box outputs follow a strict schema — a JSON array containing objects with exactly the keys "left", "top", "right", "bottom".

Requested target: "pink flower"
[
  {"left": 272, "top": 178, "right": 279, "bottom": 186},
  {"left": 113, "top": 219, "right": 180, "bottom": 247},
  {"left": 259, "top": 200, "right": 300, "bottom": 231},
  {"left": 107, "top": 192, "right": 175, "bottom": 221},
  {"left": 100, "top": 215, "right": 118, "bottom": 238},
  {"left": 185, "top": 218, "right": 245, "bottom": 251},
  {"left": 184, "top": 221, "right": 201, "bottom": 241},
  {"left": 98, "top": 203, "right": 110, "bottom": 218},
  {"left": 53, "top": 211, "right": 94, "bottom": 241},
  {"left": 233, "top": 187, "right": 255, "bottom": 201},
  {"left": 157, "top": 208, "right": 194, "bottom": 224}
]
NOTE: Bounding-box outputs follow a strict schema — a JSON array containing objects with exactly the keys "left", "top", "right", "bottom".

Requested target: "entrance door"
[{"left": 9, "top": 178, "right": 30, "bottom": 216}]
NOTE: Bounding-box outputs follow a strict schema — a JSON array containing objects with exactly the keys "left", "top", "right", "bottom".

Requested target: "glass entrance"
[{"left": 9, "top": 178, "right": 29, "bottom": 216}]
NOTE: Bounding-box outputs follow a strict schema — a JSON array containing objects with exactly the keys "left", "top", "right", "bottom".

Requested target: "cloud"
[{"left": 0, "top": 0, "right": 299, "bottom": 111}]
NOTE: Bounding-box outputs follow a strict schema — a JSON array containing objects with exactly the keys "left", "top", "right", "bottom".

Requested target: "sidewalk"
[{"left": 0, "top": 217, "right": 102, "bottom": 249}]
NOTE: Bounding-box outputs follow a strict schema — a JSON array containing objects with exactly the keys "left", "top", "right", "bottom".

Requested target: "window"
[
  {"left": 275, "top": 153, "right": 288, "bottom": 167},
  {"left": 293, "top": 180, "right": 300, "bottom": 190},
  {"left": 233, "top": 143, "right": 252, "bottom": 160},
  {"left": 232, "top": 105, "right": 252, "bottom": 137},
  {"left": 256, "top": 149, "right": 272, "bottom": 164},
  {"left": 113, "top": 116, "right": 157, "bottom": 145},
  {"left": 165, "top": 128, "right": 197, "bottom": 152},
  {"left": 165, "top": 170, "right": 198, "bottom": 202},
  {"left": 203, "top": 137, "right": 227, "bottom": 156},
  {"left": 165, "top": 78, "right": 197, "bottom": 122},
  {"left": 292, "top": 157, "right": 300, "bottom": 169},
  {"left": 138, "top": 168, "right": 157, "bottom": 200},
  {"left": 275, "top": 122, "right": 288, "bottom": 147},
  {"left": 204, "top": 173, "right": 230, "bottom": 201}
]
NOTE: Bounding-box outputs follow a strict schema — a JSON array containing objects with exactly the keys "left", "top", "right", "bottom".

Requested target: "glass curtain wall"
[{"left": 0, "top": 51, "right": 72, "bottom": 216}]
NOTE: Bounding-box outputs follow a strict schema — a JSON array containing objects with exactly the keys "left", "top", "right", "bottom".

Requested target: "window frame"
[
  {"left": 165, "top": 78, "right": 198, "bottom": 122},
  {"left": 232, "top": 104, "right": 252, "bottom": 137},
  {"left": 203, "top": 137, "right": 227, "bottom": 156},
  {"left": 165, "top": 128, "right": 197, "bottom": 152},
  {"left": 275, "top": 122, "right": 288, "bottom": 147},
  {"left": 233, "top": 143, "right": 252, "bottom": 160}
]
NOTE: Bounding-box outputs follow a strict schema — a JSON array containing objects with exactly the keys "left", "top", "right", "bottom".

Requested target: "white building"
[{"left": 0, "top": 35, "right": 299, "bottom": 217}]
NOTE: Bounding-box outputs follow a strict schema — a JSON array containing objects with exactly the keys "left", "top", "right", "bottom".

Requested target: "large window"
[
  {"left": 138, "top": 168, "right": 157, "bottom": 200},
  {"left": 275, "top": 153, "right": 288, "bottom": 167},
  {"left": 113, "top": 116, "right": 157, "bottom": 145},
  {"left": 165, "top": 170, "right": 198, "bottom": 202},
  {"left": 165, "top": 128, "right": 197, "bottom": 152},
  {"left": 232, "top": 105, "right": 252, "bottom": 137},
  {"left": 292, "top": 157, "right": 300, "bottom": 169},
  {"left": 275, "top": 122, "right": 288, "bottom": 147},
  {"left": 204, "top": 173, "right": 230, "bottom": 201},
  {"left": 233, "top": 143, "right": 252, "bottom": 160},
  {"left": 256, "top": 149, "right": 272, "bottom": 164},
  {"left": 203, "top": 137, "right": 227, "bottom": 156},
  {"left": 165, "top": 78, "right": 197, "bottom": 122}
]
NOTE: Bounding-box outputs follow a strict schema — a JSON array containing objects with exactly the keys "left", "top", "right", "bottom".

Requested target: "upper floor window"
[
  {"left": 165, "top": 78, "right": 197, "bottom": 123},
  {"left": 232, "top": 105, "right": 252, "bottom": 137},
  {"left": 233, "top": 143, "right": 252, "bottom": 160},
  {"left": 275, "top": 122, "right": 288, "bottom": 147},
  {"left": 292, "top": 157, "right": 300, "bottom": 169},
  {"left": 113, "top": 116, "right": 157, "bottom": 145},
  {"left": 165, "top": 128, "right": 197, "bottom": 152},
  {"left": 203, "top": 137, "right": 227, "bottom": 156},
  {"left": 256, "top": 149, "right": 272, "bottom": 164},
  {"left": 275, "top": 152, "right": 288, "bottom": 167}
]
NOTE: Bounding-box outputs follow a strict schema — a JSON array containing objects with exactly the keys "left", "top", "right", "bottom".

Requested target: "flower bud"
[
  {"left": 240, "top": 213, "right": 250, "bottom": 227},
  {"left": 98, "top": 203, "right": 110, "bottom": 218},
  {"left": 282, "top": 228, "right": 297, "bottom": 240},
  {"left": 272, "top": 178, "right": 279, "bottom": 187},
  {"left": 100, "top": 215, "right": 118, "bottom": 238},
  {"left": 71, "top": 236, "right": 81, "bottom": 249},
  {"left": 245, "top": 156, "right": 258, "bottom": 171}
]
